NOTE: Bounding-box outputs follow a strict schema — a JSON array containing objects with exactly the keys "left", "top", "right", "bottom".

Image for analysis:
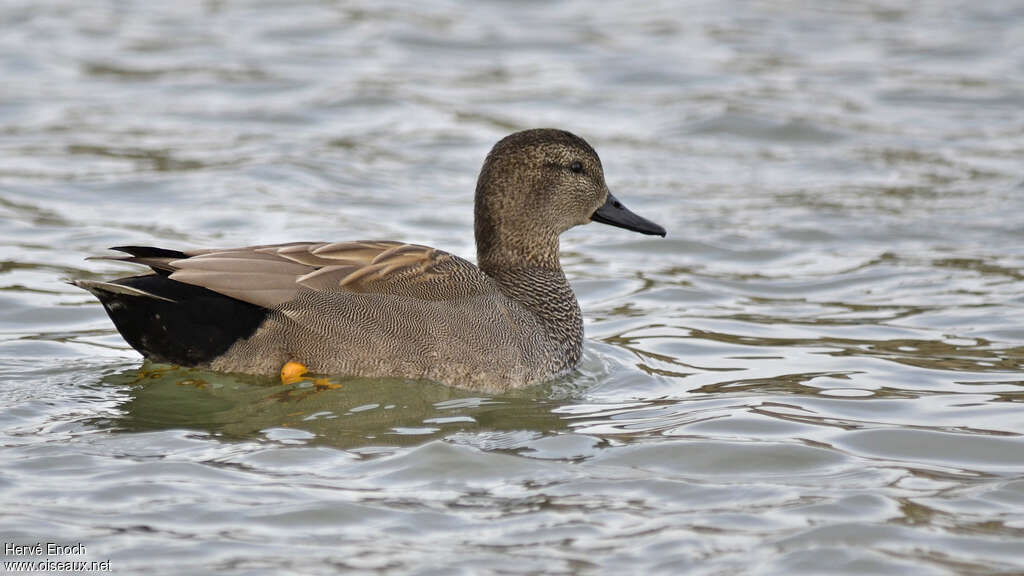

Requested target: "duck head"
[{"left": 474, "top": 128, "right": 665, "bottom": 270}]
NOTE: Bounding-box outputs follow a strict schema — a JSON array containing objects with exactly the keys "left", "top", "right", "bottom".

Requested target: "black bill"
[{"left": 591, "top": 193, "right": 666, "bottom": 237}]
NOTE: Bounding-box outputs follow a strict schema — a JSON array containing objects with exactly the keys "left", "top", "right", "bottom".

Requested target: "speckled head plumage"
[{"left": 474, "top": 128, "right": 665, "bottom": 272}]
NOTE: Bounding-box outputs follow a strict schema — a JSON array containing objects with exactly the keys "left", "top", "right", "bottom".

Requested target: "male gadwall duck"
[{"left": 75, "top": 129, "right": 666, "bottom": 391}]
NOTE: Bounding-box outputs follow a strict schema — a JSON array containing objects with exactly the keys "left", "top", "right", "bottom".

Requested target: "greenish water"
[{"left": 2, "top": 1, "right": 1024, "bottom": 574}]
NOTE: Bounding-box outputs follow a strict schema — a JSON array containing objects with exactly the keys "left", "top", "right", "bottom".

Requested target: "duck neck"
[{"left": 473, "top": 175, "right": 583, "bottom": 367}]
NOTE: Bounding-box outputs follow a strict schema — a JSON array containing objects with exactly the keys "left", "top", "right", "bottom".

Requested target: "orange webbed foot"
[{"left": 280, "top": 361, "right": 309, "bottom": 385}]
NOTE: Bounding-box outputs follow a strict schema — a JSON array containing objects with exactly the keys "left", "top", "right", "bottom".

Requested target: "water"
[{"left": 2, "top": 1, "right": 1024, "bottom": 574}]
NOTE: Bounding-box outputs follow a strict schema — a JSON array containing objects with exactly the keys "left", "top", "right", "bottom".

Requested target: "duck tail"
[
  {"left": 71, "top": 279, "right": 176, "bottom": 302},
  {"left": 72, "top": 274, "right": 269, "bottom": 367}
]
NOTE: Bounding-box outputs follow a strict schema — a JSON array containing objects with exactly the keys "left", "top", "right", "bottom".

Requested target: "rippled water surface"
[{"left": 2, "top": 1, "right": 1024, "bottom": 574}]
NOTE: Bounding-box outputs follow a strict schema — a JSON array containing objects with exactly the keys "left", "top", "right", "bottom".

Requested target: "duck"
[{"left": 74, "top": 129, "right": 666, "bottom": 392}]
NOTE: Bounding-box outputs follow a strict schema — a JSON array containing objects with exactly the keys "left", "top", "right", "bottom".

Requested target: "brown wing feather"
[
  {"left": 297, "top": 242, "right": 481, "bottom": 300},
  {"left": 113, "top": 241, "right": 490, "bottom": 308}
]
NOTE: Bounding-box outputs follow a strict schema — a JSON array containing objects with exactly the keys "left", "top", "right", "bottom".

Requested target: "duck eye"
[{"left": 569, "top": 161, "right": 584, "bottom": 174}]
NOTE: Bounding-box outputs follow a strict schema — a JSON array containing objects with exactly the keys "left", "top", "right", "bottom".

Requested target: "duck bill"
[{"left": 591, "top": 193, "right": 666, "bottom": 237}]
